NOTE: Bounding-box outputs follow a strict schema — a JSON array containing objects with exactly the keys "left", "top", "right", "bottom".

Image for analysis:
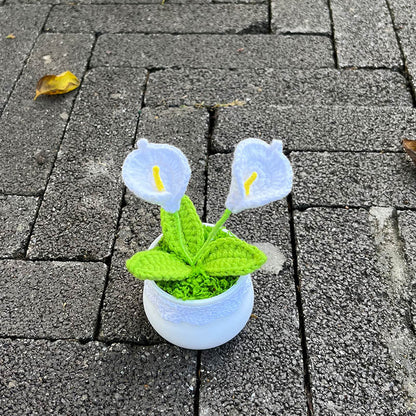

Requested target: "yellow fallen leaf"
[
  {"left": 403, "top": 139, "right": 416, "bottom": 166},
  {"left": 6, "top": 33, "right": 16, "bottom": 39},
  {"left": 34, "top": 70, "right": 80, "bottom": 100}
]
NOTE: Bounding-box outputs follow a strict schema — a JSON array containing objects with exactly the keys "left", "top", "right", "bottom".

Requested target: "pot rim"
[
  {"left": 146, "top": 223, "right": 249, "bottom": 305},
  {"left": 146, "top": 273, "right": 250, "bottom": 306}
]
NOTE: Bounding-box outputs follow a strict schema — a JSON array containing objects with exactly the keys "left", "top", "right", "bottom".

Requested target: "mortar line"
[
  {"left": 278, "top": 32, "right": 331, "bottom": 37},
  {"left": 193, "top": 106, "right": 217, "bottom": 415},
  {"left": 212, "top": 148, "right": 405, "bottom": 156},
  {"left": 327, "top": 0, "right": 339, "bottom": 69},
  {"left": 0, "top": 334, "right": 164, "bottom": 348},
  {"left": 202, "top": 107, "right": 217, "bottom": 222},
  {"left": 93, "top": 70, "right": 150, "bottom": 340},
  {"left": 1, "top": 256, "right": 106, "bottom": 263},
  {"left": 287, "top": 148, "right": 405, "bottom": 154},
  {"left": 385, "top": 0, "right": 416, "bottom": 107},
  {"left": 267, "top": 0, "right": 272, "bottom": 33},
  {"left": 294, "top": 204, "right": 416, "bottom": 212},
  {"left": 341, "top": 65, "right": 403, "bottom": 71},
  {"left": 22, "top": 193, "right": 44, "bottom": 258},
  {"left": 43, "top": 30, "right": 280, "bottom": 36},
  {"left": 24, "top": 34, "right": 99, "bottom": 258},
  {"left": 92, "top": 191, "right": 124, "bottom": 341},
  {"left": 0, "top": 5, "right": 52, "bottom": 120},
  {"left": 287, "top": 193, "right": 314, "bottom": 416},
  {"left": 90, "top": 64, "right": 336, "bottom": 71}
]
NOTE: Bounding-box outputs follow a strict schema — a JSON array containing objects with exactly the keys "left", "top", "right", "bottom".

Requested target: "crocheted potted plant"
[{"left": 122, "top": 138, "right": 293, "bottom": 349}]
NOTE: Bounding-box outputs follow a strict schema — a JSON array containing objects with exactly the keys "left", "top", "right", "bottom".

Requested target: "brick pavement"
[{"left": 1, "top": 1, "right": 416, "bottom": 415}]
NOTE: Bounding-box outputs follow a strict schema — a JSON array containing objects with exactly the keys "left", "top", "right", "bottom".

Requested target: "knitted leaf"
[
  {"left": 160, "top": 195, "right": 204, "bottom": 263},
  {"left": 126, "top": 248, "right": 192, "bottom": 281},
  {"left": 198, "top": 237, "right": 267, "bottom": 277}
]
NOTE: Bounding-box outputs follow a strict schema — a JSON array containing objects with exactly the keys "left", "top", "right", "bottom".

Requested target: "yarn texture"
[
  {"left": 122, "top": 138, "right": 294, "bottom": 300},
  {"left": 122, "top": 139, "right": 191, "bottom": 213},
  {"left": 160, "top": 195, "right": 205, "bottom": 263},
  {"left": 225, "top": 138, "right": 293, "bottom": 214},
  {"left": 126, "top": 196, "right": 267, "bottom": 298}
]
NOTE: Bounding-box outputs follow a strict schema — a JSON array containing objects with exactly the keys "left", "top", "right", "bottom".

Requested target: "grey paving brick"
[
  {"left": 292, "top": 152, "right": 416, "bottom": 209},
  {"left": 271, "top": 0, "right": 330, "bottom": 34},
  {"left": 27, "top": 67, "right": 146, "bottom": 261},
  {"left": 397, "top": 210, "right": 416, "bottom": 331},
  {"left": 295, "top": 208, "right": 416, "bottom": 414},
  {"left": 99, "top": 200, "right": 164, "bottom": 344},
  {"left": 398, "top": 210, "right": 416, "bottom": 277},
  {"left": 199, "top": 269, "right": 306, "bottom": 415},
  {"left": 45, "top": 4, "right": 267, "bottom": 34},
  {"left": 0, "top": 195, "right": 38, "bottom": 258},
  {"left": 0, "top": 5, "right": 49, "bottom": 113},
  {"left": 212, "top": 105, "right": 416, "bottom": 153},
  {"left": 389, "top": 0, "right": 416, "bottom": 90},
  {"left": 0, "top": 260, "right": 106, "bottom": 339},
  {"left": 200, "top": 154, "right": 306, "bottom": 414},
  {"left": 388, "top": 0, "right": 416, "bottom": 28},
  {"left": 0, "top": 33, "right": 94, "bottom": 195},
  {"left": 145, "top": 68, "right": 412, "bottom": 108},
  {"left": 92, "top": 34, "right": 333, "bottom": 69},
  {"left": 0, "top": 339, "right": 197, "bottom": 415},
  {"left": 331, "top": 0, "right": 400, "bottom": 68},
  {"left": 100, "top": 108, "right": 208, "bottom": 342},
  {"left": 136, "top": 106, "right": 208, "bottom": 214}
]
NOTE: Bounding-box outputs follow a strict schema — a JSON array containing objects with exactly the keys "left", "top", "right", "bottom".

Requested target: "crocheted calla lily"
[
  {"left": 225, "top": 138, "right": 293, "bottom": 214},
  {"left": 122, "top": 139, "right": 191, "bottom": 213}
]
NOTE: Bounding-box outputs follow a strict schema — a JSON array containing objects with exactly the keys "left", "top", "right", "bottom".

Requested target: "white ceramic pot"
[{"left": 142, "top": 230, "right": 254, "bottom": 350}]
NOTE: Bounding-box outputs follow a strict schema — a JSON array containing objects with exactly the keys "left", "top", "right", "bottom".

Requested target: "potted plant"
[{"left": 122, "top": 138, "right": 293, "bottom": 349}]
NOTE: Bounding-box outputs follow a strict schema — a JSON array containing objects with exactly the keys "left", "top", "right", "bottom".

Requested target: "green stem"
[
  {"left": 192, "top": 209, "right": 232, "bottom": 265},
  {"left": 174, "top": 211, "right": 194, "bottom": 265}
]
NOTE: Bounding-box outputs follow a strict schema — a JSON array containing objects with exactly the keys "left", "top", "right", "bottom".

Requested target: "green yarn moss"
[
  {"left": 156, "top": 226, "right": 238, "bottom": 300},
  {"left": 156, "top": 273, "right": 238, "bottom": 300},
  {"left": 151, "top": 222, "right": 262, "bottom": 300}
]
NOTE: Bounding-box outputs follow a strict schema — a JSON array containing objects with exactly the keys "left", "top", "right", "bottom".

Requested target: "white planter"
[{"left": 143, "top": 231, "right": 254, "bottom": 350}]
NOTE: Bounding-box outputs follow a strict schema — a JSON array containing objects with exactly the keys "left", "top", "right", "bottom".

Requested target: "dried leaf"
[
  {"left": 6, "top": 33, "right": 16, "bottom": 39},
  {"left": 403, "top": 139, "right": 416, "bottom": 166},
  {"left": 34, "top": 71, "right": 80, "bottom": 100}
]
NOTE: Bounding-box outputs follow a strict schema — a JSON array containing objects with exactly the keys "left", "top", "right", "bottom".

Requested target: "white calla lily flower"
[
  {"left": 225, "top": 138, "right": 293, "bottom": 214},
  {"left": 122, "top": 139, "right": 191, "bottom": 213}
]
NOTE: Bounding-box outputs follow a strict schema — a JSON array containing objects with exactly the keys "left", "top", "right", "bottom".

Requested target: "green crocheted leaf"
[
  {"left": 198, "top": 237, "right": 267, "bottom": 277},
  {"left": 160, "top": 195, "right": 204, "bottom": 263},
  {"left": 126, "top": 248, "right": 192, "bottom": 281}
]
